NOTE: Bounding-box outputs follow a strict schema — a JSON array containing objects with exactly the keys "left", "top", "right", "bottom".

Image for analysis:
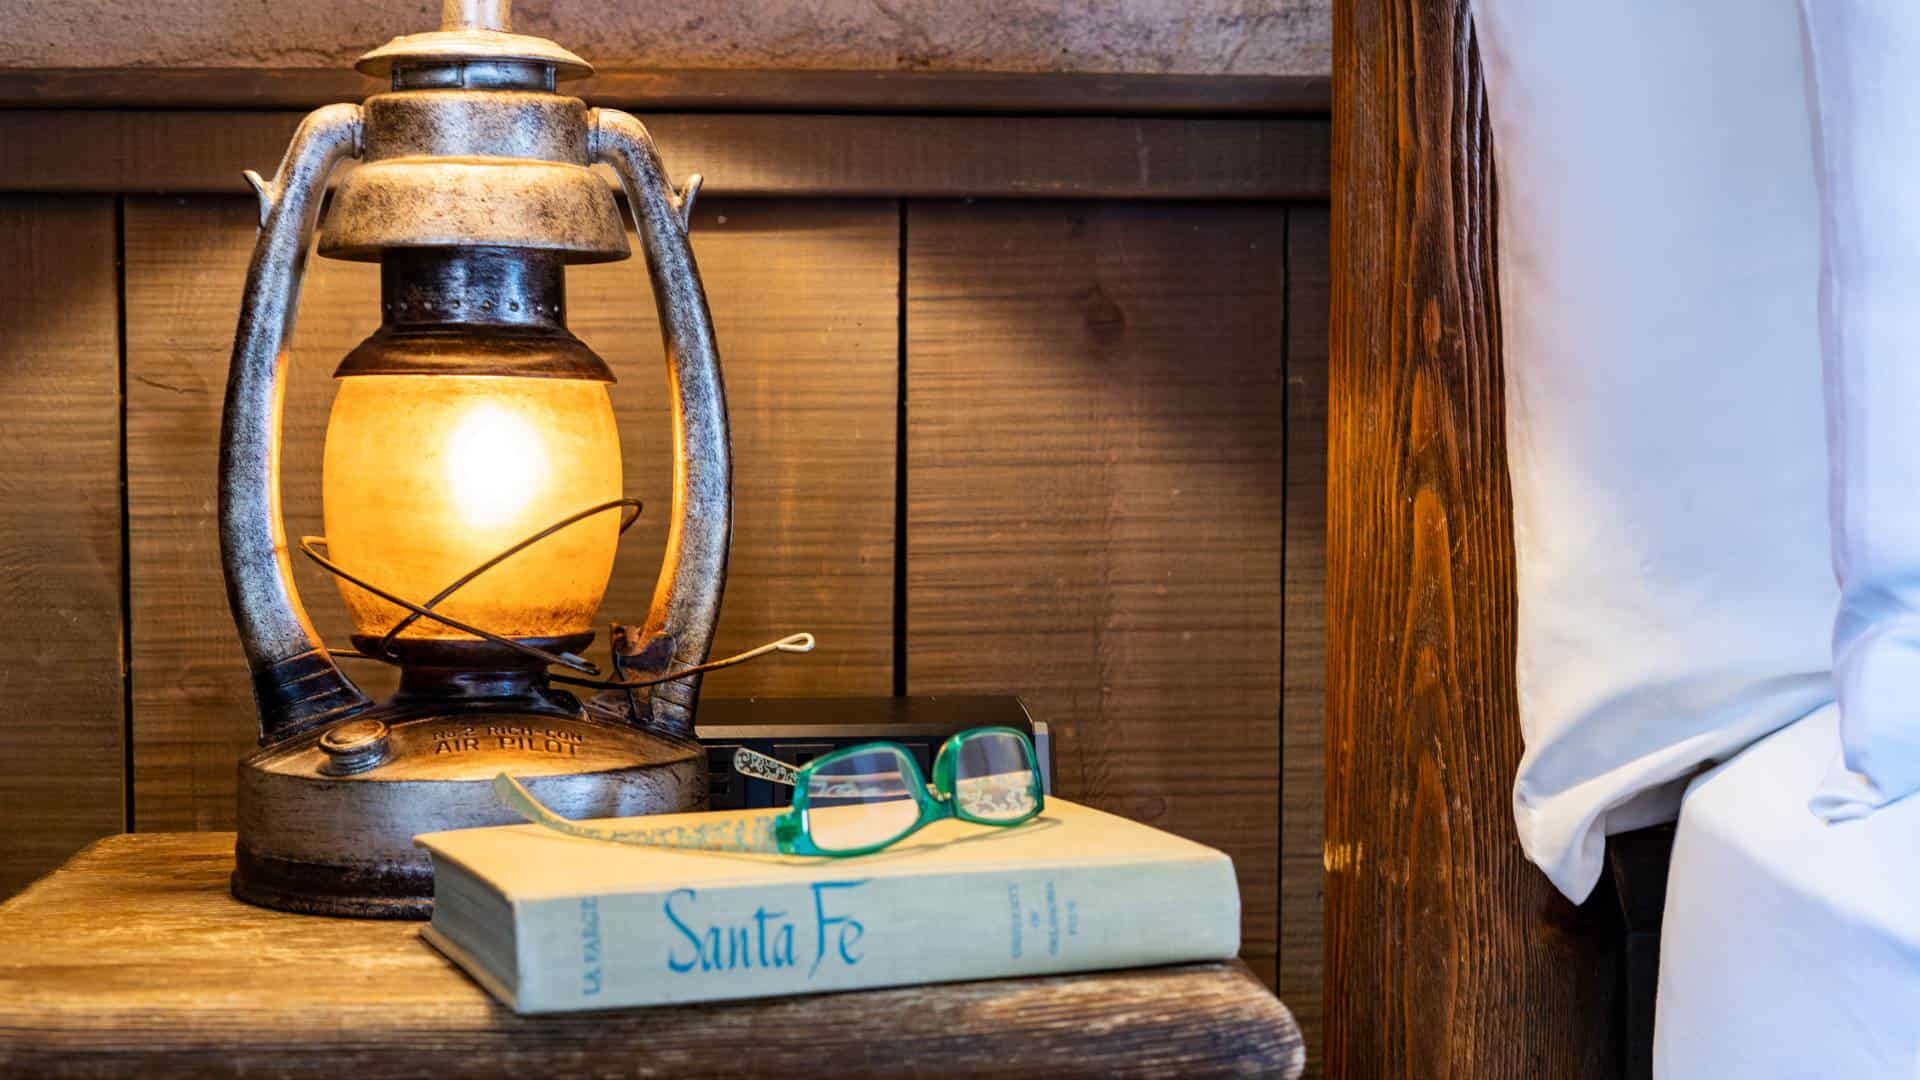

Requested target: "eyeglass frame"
[
  {"left": 492, "top": 725, "right": 1046, "bottom": 858},
  {"left": 739, "top": 725, "right": 1045, "bottom": 856}
]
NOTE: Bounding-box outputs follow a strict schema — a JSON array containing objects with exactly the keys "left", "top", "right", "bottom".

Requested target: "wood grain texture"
[
  {"left": 1281, "top": 205, "right": 1328, "bottom": 1076},
  {"left": 0, "top": 111, "right": 1330, "bottom": 201},
  {"left": 0, "top": 197, "right": 124, "bottom": 895},
  {"left": 904, "top": 202, "right": 1285, "bottom": 989},
  {"left": 0, "top": 833, "right": 1304, "bottom": 1079},
  {"left": 1326, "top": 2, "right": 1619, "bottom": 1076},
  {"left": 124, "top": 197, "right": 382, "bottom": 830},
  {"left": 124, "top": 197, "right": 896, "bottom": 830},
  {"left": 0, "top": 68, "right": 1332, "bottom": 115},
  {"left": 574, "top": 200, "right": 898, "bottom": 698}
]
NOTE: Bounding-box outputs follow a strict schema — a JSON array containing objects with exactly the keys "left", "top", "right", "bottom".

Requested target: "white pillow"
[
  {"left": 1799, "top": 2, "right": 1920, "bottom": 823},
  {"left": 1473, "top": 0, "right": 1838, "bottom": 900}
]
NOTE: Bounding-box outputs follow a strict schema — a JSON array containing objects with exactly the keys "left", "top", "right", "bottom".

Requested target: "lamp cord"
[{"left": 549, "top": 632, "right": 815, "bottom": 691}]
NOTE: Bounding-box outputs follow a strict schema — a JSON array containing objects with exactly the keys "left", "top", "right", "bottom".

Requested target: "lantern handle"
[
  {"left": 590, "top": 108, "right": 731, "bottom": 738},
  {"left": 221, "top": 103, "right": 374, "bottom": 745}
]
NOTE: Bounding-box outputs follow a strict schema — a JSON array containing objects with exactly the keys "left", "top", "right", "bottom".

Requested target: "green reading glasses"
[{"left": 495, "top": 726, "right": 1045, "bottom": 857}]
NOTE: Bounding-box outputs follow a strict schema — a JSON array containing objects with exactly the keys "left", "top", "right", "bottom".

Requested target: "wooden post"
[{"left": 1325, "top": 1, "right": 1621, "bottom": 1075}]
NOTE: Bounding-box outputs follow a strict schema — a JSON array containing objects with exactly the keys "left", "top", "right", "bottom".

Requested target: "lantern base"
[{"left": 232, "top": 708, "right": 704, "bottom": 919}]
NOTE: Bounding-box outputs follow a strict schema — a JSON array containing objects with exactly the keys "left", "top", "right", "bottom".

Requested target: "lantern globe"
[{"left": 320, "top": 373, "right": 623, "bottom": 644}]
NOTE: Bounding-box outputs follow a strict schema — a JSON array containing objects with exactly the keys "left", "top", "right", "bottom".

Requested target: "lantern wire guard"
[{"left": 296, "top": 499, "right": 814, "bottom": 695}]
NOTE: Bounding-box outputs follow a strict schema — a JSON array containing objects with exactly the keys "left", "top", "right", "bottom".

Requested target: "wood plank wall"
[
  {"left": 1283, "top": 206, "right": 1329, "bottom": 1056},
  {"left": 0, "top": 96, "right": 1328, "bottom": 1071},
  {"left": 0, "top": 197, "right": 125, "bottom": 898},
  {"left": 905, "top": 202, "right": 1287, "bottom": 986}
]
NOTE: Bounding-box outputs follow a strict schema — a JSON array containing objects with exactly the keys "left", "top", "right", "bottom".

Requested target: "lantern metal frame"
[{"left": 221, "top": 0, "right": 736, "bottom": 917}]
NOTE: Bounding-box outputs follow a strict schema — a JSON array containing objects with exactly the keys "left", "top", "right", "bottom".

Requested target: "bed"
[
  {"left": 1657, "top": 705, "right": 1920, "bottom": 1076},
  {"left": 1328, "top": 0, "right": 1920, "bottom": 1075}
]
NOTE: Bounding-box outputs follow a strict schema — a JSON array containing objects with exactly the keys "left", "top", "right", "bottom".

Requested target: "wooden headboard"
[{"left": 1327, "top": 0, "right": 1624, "bottom": 1075}]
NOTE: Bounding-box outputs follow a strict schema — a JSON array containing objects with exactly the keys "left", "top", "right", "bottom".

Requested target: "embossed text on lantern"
[{"left": 215, "top": 0, "right": 798, "bottom": 918}]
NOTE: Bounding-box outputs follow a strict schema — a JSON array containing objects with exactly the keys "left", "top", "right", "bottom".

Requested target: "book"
[{"left": 417, "top": 797, "right": 1240, "bottom": 1013}]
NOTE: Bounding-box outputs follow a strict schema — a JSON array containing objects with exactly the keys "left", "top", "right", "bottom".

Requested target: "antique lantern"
[{"left": 220, "top": 0, "right": 780, "bottom": 916}]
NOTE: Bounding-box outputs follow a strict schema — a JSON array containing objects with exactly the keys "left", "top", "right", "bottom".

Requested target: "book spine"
[{"left": 510, "top": 855, "right": 1239, "bottom": 1012}]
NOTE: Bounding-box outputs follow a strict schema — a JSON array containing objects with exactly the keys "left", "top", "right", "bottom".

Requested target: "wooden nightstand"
[{"left": 0, "top": 834, "right": 1302, "bottom": 1077}]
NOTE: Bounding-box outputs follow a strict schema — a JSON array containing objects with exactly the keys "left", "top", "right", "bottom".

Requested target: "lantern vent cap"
[{"left": 356, "top": 0, "right": 593, "bottom": 82}]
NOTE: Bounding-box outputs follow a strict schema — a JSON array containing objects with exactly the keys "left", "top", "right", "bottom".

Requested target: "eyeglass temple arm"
[
  {"left": 731, "top": 747, "right": 799, "bottom": 788},
  {"left": 733, "top": 748, "right": 949, "bottom": 800},
  {"left": 493, "top": 775, "right": 781, "bottom": 854}
]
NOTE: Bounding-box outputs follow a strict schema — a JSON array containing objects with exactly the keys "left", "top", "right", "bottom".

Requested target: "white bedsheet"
[{"left": 1657, "top": 704, "right": 1920, "bottom": 1078}]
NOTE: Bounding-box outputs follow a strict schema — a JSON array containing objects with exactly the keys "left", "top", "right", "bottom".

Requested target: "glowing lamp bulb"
[
  {"left": 320, "top": 374, "right": 622, "bottom": 643},
  {"left": 444, "top": 401, "right": 546, "bottom": 530}
]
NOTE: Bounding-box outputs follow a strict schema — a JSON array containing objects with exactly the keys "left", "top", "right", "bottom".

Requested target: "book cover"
[{"left": 417, "top": 797, "right": 1240, "bottom": 1013}]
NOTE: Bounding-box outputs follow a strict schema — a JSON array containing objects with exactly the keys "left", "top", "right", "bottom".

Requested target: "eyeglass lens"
[
  {"left": 804, "top": 747, "right": 921, "bottom": 853},
  {"left": 951, "top": 731, "right": 1039, "bottom": 823}
]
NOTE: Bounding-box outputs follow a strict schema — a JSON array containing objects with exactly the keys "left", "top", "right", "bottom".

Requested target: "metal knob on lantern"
[{"left": 221, "top": 0, "right": 737, "bottom": 917}]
